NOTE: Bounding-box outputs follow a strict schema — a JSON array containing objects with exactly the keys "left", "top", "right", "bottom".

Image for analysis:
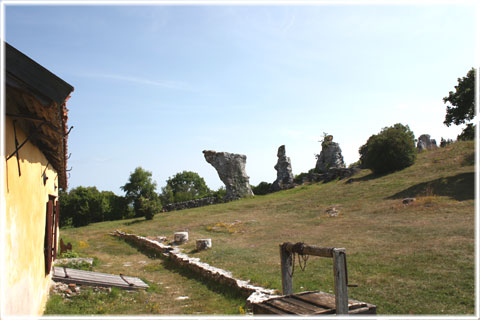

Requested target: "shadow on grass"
[
  {"left": 161, "top": 258, "right": 247, "bottom": 301},
  {"left": 387, "top": 172, "right": 474, "bottom": 201},
  {"left": 117, "top": 236, "right": 247, "bottom": 301},
  {"left": 123, "top": 218, "right": 145, "bottom": 226},
  {"left": 347, "top": 172, "right": 389, "bottom": 183}
]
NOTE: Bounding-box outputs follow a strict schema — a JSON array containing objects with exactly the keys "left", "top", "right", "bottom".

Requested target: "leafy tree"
[
  {"left": 443, "top": 68, "right": 476, "bottom": 140},
  {"left": 59, "top": 186, "right": 105, "bottom": 227},
  {"left": 359, "top": 123, "right": 416, "bottom": 174},
  {"left": 457, "top": 123, "right": 476, "bottom": 141},
  {"left": 101, "top": 191, "right": 131, "bottom": 221},
  {"left": 59, "top": 187, "right": 130, "bottom": 227},
  {"left": 121, "top": 167, "right": 160, "bottom": 217},
  {"left": 160, "top": 171, "right": 211, "bottom": 205}
]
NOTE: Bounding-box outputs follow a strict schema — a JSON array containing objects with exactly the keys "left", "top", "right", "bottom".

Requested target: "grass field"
[{"left": 46, "top": 140, "right": 475, "bottom": 315}]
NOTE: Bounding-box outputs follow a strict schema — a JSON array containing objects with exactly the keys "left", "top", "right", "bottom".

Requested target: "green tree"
[
  {"left": 360, "top": 123, "right": 416, "bottom": 174},
  {"left": 101, "top": 191, "right": 131, "bottom": 221},
  {"left": 160, "top": 171, "right": 211, "bottom": 205},
  {"left": 59, "top": 187, "right": 131, "bottom": 227},
  {"left": 59, "top": 186, "right": 105, "bottom": 227},
  {"left": 443, "top": 68, "right": 476, "bottom": 140},
  {"left": 121, "top": 167, "right": 160, "bottom": 217},
  {"left": 137, "top": 196, "right": 160, "bottom": 220}
]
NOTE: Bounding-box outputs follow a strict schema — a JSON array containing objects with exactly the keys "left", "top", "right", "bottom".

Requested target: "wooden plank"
[
  {"left": 292, "top": 291, "right": 366, "bottom": 309},
  {"left": 267, "top": 298, "right": 318, "bottom": 315},
  {"left": 279, "top": 244, "right": 293, "bottom": 295},
  {"left": 333, "top": 249, "right": 348, "bottom": 314},
  {"left": 295, "top": 291, "right": 336, "bottom": 309},
  {"left": 252, "top": 292, "right": 375, "bottom": 315},
  {"left": 282, "top": 242, "right": 334, "bottom": 258},
  {"left": 53, "top": 267, "right": 148, "bottom": 289},
  {"left": 252, "top": 302, "right": 287, "bottom": 314},
  {"left": 282, "top": 296, "right": 329, "bottom": 313}
]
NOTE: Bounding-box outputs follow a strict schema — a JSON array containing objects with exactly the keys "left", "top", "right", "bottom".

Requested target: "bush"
[
  {"left": 293, "top": 172, "right": 309, "bottom": 184},
  {"left": 210, "top": 186, "right": 227, "bottom": 202},
  {"left": 252, "top": 182, "right": 272, "bottom": 195},
  {"left": 440, "top": 137, "right": 454, "bottom": 147},
  {"left": 359, "top": 123, "right": 416, "bottom": 174},
  {"left": 137, "top": 196, "right": 161, "bottom": 220}
]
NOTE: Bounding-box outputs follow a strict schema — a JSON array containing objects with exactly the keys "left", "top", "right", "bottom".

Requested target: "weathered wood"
[
  {"left": 333, "top": 248, "right": 348, "bottom": 314},
  {"left": 252, "top": 302, "right": 286, "bottom": 314},
  {"left": 282, "top": 296, "right": 325, "bottom": 313},
  {"left": 252, "top": 291, "right": 376, "bottom": 315},
  {"left": 282, "top": 242, "right": 334, "bottom": 257},
  {"left": 267, "top": 298, "right": 314, "bottom": 314},
  {"left": 280, "top": 244, "right": 293, "bottom": 295},
  {"left": 53, "top": 267, "right": 148, "bottom": 290}
]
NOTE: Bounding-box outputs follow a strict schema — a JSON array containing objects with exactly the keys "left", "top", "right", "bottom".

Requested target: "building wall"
[{"left": 3, "top": 116, "right": 59, "bottom": 315}]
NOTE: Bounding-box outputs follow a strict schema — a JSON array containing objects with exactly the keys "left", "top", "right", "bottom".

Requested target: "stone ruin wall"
[
  {"left": 111, "top": 230, "right": 277, "bottom": 306},
  {"left": 162, "top": 197, "right": 220, "bottom": 212}
]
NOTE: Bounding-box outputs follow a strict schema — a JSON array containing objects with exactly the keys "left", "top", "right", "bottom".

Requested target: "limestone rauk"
[{"left": 203, "top": 150, "right": 254, "bottom": 201}]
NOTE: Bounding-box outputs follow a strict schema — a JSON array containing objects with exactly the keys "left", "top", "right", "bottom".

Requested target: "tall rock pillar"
[
  {"left": 203, "top": 150, "right": 254, "bottom": 201},
  {"left": 272, "top": 145, "right": 294, "bottom": 191}
]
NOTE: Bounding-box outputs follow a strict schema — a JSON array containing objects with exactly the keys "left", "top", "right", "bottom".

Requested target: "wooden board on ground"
[
  {"left": 252, "top": 291, "right": 376, "bottom": 315},
  {"left": 53, "top": 267, "right": 149, "bottom": 290}
]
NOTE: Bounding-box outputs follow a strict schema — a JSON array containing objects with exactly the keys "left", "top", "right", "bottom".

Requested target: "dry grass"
[{"left": 53, "top": 140, "right": 475, "bottom": 315}]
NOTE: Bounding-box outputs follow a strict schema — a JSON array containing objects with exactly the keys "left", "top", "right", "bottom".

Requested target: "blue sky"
[{"left": 4, "top": 2, "right": 477, "bottom": 194}]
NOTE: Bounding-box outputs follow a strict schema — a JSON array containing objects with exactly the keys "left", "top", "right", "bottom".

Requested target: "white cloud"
[{"left": 77, "top": 72, "right": 192, "bottom": 91}]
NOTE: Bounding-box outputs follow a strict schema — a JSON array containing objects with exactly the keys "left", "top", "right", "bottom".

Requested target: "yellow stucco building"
[{"left": 2, "top": 43, "right": 74, "bottom": 316}]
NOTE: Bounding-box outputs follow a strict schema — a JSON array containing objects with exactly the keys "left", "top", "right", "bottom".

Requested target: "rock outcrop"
[
  {"left": 417, "top": 134, "right": 437, "bottom": 151},
  {"left": 203, "top": 150, "right": 254, "bottom": 201},
  {"left": 315, "top": 135, "right": 346, "bottom": 173},
  {"left": 272, "top": 145, "right": 294, "bottom": 191}
]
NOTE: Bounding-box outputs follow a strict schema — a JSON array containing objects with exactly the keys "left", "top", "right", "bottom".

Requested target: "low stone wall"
[
  {"left": 162, "top": 197, "right": 220, "bottom": 212},
  {"left": 111, "top": 230, "right": 277, "bottom": 305}
]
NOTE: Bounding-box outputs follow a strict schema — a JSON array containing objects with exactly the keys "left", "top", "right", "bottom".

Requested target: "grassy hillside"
[{"left": 49, "top": 140, "right": 475, "bottom": 315}]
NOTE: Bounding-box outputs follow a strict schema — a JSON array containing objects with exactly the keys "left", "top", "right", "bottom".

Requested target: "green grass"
[{"left": 49, "top": 140, "right": 475, "bottom": 315}]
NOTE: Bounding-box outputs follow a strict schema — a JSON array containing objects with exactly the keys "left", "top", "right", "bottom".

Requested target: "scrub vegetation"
[{"left": 47, "top": 140, "right": 475, "bottom": 315}]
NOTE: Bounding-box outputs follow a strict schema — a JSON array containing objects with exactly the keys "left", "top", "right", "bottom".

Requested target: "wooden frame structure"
[{"left": 280, "top": 242, "right": 349, "bottom": 314}]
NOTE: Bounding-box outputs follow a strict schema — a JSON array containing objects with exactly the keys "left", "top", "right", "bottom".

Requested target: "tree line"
[{"left": 59, "top": 169, "right": 225, "bottom": 227}]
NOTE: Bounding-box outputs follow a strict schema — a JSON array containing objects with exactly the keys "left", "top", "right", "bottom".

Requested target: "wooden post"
[
  {"left": 280, "top": 244, "right": 293, "bottom": 295},
  {"left": 333, "top": 248, "right": 348, "bottom": 314}
]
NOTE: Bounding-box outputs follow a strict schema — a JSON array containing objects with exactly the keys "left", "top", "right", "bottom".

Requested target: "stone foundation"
[{"left": 111, "top": 230, "right": 277, "bottom": 306}]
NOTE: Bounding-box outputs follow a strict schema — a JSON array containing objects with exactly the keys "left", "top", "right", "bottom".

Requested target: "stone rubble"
[
  {"left": 50, "top": 281, "right": 111, "bottom": 298},
  {"left": 203, "top": 150, "right": 254, "bottom": 201}
]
